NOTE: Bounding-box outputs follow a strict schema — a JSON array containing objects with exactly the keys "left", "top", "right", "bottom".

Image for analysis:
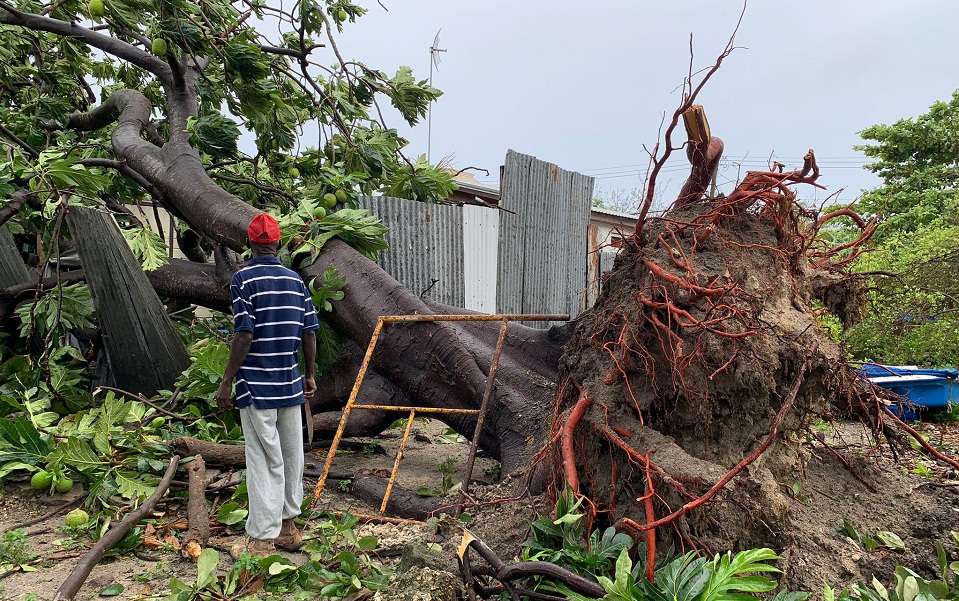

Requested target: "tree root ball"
[{"left": 551, "top": 198, "right": 852, "bottom": 552}]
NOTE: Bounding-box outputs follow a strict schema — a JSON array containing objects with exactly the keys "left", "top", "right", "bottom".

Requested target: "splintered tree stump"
[{"left": 65, "top": 206, "right": 189, "bottom": 396}]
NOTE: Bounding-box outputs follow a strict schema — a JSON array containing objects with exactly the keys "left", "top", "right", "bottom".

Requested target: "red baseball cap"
[{"left": 248, "top": 213, "right": 281, "bottom": 244}]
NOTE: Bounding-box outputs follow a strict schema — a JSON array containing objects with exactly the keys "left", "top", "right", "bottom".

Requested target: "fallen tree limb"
[
  {"left": 172, "top": 437, "right": 245, "bottom": 465},
  {"left": 460, "top": 530, "right": 605, "bottom": 599},
  {"left": 349, "top": 474, "right": 447, "bottom": 521},
  {"left": 173, "top": 435, "right": 379, "bottom": 468},
  {"left": 54, "top": 456, "right": 179, "bottom": 601},
  {"left": 181, "top": 454, "right": 210, "bottom": 561}
]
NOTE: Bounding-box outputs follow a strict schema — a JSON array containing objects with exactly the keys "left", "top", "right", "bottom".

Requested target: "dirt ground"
[{"left": 3, "top": 417, "right": 959, "bottom": 600}]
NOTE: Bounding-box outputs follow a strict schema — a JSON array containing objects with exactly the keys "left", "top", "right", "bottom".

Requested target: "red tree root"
[
  {"left": 809, "top": 431, "right": 878, "bottom": 493},
  {"left": 641, "top": 453, "right": 656, "bottom": 583},
  {"left": 562, "top": 393, "right": 593, "bottom": 492},
  {"left": 622, "top": 342, "right": 817, "bottom": 534},
  {"left": 882, "top": 406, "right": 959, "bottom": 472},
  {"left": 644, "top": 259, "right": 734, "bottom": 298}
]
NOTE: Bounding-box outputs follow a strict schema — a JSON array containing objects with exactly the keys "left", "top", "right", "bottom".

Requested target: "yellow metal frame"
[{"left": 309, "top": 313, "right": 568, "bottom": 514}]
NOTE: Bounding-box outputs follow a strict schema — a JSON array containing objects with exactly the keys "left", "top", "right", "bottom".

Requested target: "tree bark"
[{"left": 181, "top": 454, "right": 210, "bottom": 562}]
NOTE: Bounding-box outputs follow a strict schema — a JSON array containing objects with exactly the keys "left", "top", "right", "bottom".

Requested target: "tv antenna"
[{"left": 427, "top": 28, "right": 446, "bottom": 163}]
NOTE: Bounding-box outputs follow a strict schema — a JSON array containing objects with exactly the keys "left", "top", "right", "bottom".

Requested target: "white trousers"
[{"left": 239, "top": 405, "right": 304, "bottom": 540}]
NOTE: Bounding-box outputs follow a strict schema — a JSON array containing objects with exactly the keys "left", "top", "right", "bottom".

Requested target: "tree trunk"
[{"left": 66, "top": 206, "right": 190, "bottom": 396}]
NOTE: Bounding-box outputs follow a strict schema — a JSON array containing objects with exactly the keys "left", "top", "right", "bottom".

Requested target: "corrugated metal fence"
[
  {"left": 358, "top": 150, "right": 594, "bottom": 325},
  {"left": 497, "top": 150, "right": 593, "bottom": 327},
  {"left": 356, "top": 196, "right": 466, "bottom": 308}
]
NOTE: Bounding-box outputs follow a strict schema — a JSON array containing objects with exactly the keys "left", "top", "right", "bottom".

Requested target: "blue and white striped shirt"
[{"left": 230, "top": 256, "right": 319, "bottom": 410}]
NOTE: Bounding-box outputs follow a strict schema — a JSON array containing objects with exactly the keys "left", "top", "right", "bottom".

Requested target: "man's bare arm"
[
  {"left": 215, "top": 331, "right": 254, "bottom": 412},
  {"left": 301, "top": 331, "right": 316, "bottom": 401}
]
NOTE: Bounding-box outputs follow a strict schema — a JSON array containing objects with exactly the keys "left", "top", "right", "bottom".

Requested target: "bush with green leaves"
[
  {"left": 521, "top": 485, "right": 633, "bottom": 584},
  {"left": 0, "top": 529, "right": 38, "bottom": 573},
  {"left": 167, "top": 512, "right": 390, "bottom": 600},
  {"left": 844, "top": 92, "right": 959, "bottom": 366}
]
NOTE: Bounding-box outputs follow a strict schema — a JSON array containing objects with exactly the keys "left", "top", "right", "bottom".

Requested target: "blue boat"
[{"left": 858, "top": 363, "right": 959, "bottom": 421}]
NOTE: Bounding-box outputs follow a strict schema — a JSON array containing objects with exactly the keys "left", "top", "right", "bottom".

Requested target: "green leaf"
[
  {"left": 47, "top": 437, "right": 104, "bottom": 474},
  {"left": 218, "top": 510, "right": 248, "bottom": 526},
  {"left": 268, "top": 561, "right": 296, "bottom": 575},
  {"left": 302, "top": 208, "right": 389, "bottom": 261},
  {"left": 121, "top": 226, "right": 169, "bottom": 271},
  {"left": 382, "top": 66, "right": 442, "bottom": 125},
  {"left": 114, "top": 469, "right": 159, "bottom": 500},
  {"left": 0, "top": 417, "right": 51, "bottom": 471},
  {"left": 99, "top": 583, "right": 124, "bottom": 596},
  {"left": 189, "top": 113, "right": 240, "bottom": 160},
  {"left": 357, "top": 536, "right": 378, "bottom": 551},
  {"left": 700, "top": 548, "right": 780, "bottom": 601},
  {"left": 652, "top": 551, "right": 710, "bottom": 601},
  {"left": 196, "top": 548, "right": 219, "bottom": 589},
  {"left": 553, "top": 511, "right": 583, "bottom": 526},
  {"left": 875, "top": 531, "right": 906, "bottom": 552}
]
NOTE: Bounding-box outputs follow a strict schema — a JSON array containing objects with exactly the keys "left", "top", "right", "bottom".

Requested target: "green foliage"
[
  {"left": 308, "top": 266, "right": 346, "bottom": 312},
  {"left": 416, "top": 458, "right": 461, "bottom": 498},
  {"left": 837, "top": 520, "right": 906, "bottom": 553},
  {"left": 0, "top": 530, "right": 38, "bottom": 572},
  {"left": 846, "top": 92, "right": 959, "bottom": 366},
  {"left": 299, "top": 511, "right": 391, "bottom": 597},
  {"left": 304, "top": 208, "right": 390, "bottom": 261},
  {"left": 278, "top": 200, "right": 389, "bottom": 267},
  {"left": 0, "top": 390, "right": 175, "bottom": 504},
  {"left": 847, "top": 217, "right": 959, "bottom": 366},
  {"left": 120, "top": 226, "right": 169, "bottom": 271},
  {"left": 383, "top": 154, "right": 458, "bottom": 203},
  {"left": 383, "top": 66, "right": 442, "bottom": 124},
  {"left": 592, "top": 547, "right": 781, "bottom": 601},
  {"left": 174, "top": 339, "right": 230, "bottom": 402},
  {"left": 857, "top": 91, "right": 959, "bottom": 238},
  {"left": 185, "top": 113, "right": 241, "bottom": 161},
  {"left": 812, "top": 301, "right": 845, "bottom": 344},
  {"left": 15, "top": 282, "right": 95, "bottom": 342},
  {"left": 521, "top": 484, "right": 633, "bottom": 587}
]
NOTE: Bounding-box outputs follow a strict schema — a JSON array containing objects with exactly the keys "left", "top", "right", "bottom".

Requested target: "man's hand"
[
  {"left": 303, "top": 376, "right": 316, "bottom": 402},
  {"left": 215, "top": 381, "right": 234, "bottom": 413}
]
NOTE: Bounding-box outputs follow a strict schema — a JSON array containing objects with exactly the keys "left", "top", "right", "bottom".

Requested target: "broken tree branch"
[
  {"left": 181, "top": 454, "right": 210, "bottom": 561},
  {"left": 460, "top": 531, "right": 605, "bottom": 598},
  {"left": 54, "top": 456, "right": 179, "bottom": 601}
]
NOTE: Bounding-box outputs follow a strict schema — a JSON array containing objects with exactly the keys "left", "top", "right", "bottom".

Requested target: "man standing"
[{"left": 216, "top": 213, "right": 319, "bottom": 558}]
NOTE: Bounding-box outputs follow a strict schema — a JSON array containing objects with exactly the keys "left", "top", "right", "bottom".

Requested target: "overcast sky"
[{"left": 331, "top": 1, "right": 959, "bottom": 211}]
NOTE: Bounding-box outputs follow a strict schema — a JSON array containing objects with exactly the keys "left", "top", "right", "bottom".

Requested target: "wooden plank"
[
  {"left": 65, "top": 206, "right": 189, "bottom": 396},
  {"left": 0, "top": 225, "right": 30, "bottom": 289}
]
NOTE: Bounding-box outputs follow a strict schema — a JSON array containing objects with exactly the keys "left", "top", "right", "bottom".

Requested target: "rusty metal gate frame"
[{"left": 309, "top": 313, "right": 568, "bottom": 514}]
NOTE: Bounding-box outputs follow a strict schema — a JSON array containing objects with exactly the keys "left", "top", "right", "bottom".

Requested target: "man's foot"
[
  {"left": 275, "top": 519, "right": 303, "bottom": 551},
  {"left": 230, "top": 536, "right": 276, "bottom": 559}
]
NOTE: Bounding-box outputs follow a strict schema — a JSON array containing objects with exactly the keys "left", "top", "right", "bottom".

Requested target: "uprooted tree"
[{"left": 0, "top": 0, "right": 942, "bottom": 575}]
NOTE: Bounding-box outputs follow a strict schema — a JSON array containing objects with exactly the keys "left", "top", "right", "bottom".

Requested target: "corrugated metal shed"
[{"left": 497, "top": 150, "right": 594, "bottom": 327}]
